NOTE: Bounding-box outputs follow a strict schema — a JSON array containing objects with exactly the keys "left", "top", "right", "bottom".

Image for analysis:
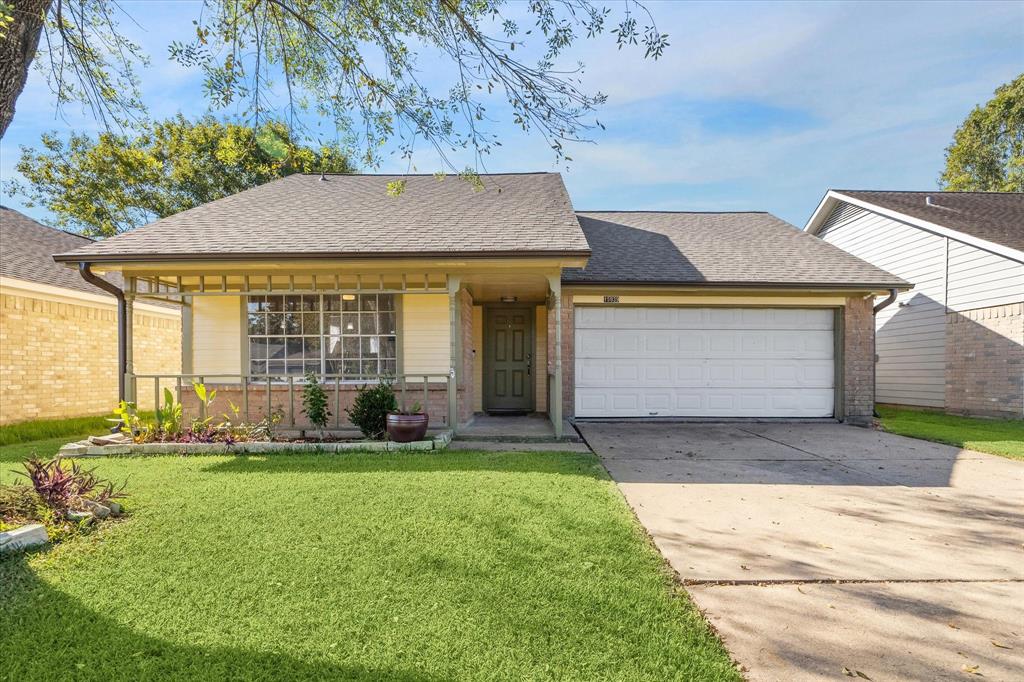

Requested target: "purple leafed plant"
[{"left": 16, "top": 457, "right": 127, "bottom": 511}]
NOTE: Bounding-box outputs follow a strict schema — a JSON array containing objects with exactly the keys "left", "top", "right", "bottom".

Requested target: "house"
[
  {"left": 0, "top": 207, "right": 181, "bottom": 424},
  {"left": 805, "top": 191, "right": 1023, "bottom": 418},
  {"left": 50, "top": 173, "right": 907, "bottom": 436}
]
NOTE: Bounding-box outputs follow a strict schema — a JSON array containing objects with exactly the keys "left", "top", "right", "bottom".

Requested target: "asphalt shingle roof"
[
  {"left": 563, "top": 211, "right": 908, "bottom": 288},
  {"left": 836, "top": 190, "right": 1024, "bottom": 253},
  {"left": 0, "top": 206, "right": 121, "bottom": 295},
  {"left": 54, "top": 173, "right": 589, "bottom": 261}
]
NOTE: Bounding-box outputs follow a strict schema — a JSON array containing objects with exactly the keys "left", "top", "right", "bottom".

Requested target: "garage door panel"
[
  {"left": 575, "top": 387, "right": 835, "bottom": 417},
  {"left": 575, "top": 306, "right": 834, "bottom": 331},
  {"left": 576, "top": 358, "right": 834, "bottom": 388},
  {"left": 577, "top": 329, "right": 833, "bottom": 359},
  {"left": 574, "top": 306, "right": 836, "bottom": 418}
]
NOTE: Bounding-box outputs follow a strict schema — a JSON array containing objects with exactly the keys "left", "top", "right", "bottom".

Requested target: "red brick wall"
[
  {"left": 180, "top": 382, "right": 460, "bottom": 432},
  {"left": 945, "top": 302, "right": 1023, "bottom": 418},
  {"left": 843, "top": 296, "right": 876, "bottom": 425},
  {"left": 459, "top": 288, "right": 474, "bottom": 425}
]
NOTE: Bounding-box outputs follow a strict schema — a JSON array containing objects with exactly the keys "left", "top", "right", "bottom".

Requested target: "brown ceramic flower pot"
[{"left": 386, "top": 412, "right": 429, "bottom": 443}]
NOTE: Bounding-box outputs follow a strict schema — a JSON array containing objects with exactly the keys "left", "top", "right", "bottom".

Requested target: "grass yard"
[
  {"left": 877, "top": 405, "right": 1024, "bottom": 460},
  {"left": 0, "top": 437, "right": 738, "bottom": 681}
]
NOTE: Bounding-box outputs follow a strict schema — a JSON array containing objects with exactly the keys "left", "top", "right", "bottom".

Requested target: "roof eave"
[{"left": 53, "top": 248, "right": 593, "bottom": 264}]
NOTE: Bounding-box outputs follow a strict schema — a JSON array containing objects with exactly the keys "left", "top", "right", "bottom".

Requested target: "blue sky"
[{"left": 1, "top": 0, "right": 1021, "bottom": 229}]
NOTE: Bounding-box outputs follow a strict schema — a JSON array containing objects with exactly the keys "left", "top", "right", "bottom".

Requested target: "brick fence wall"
[
  {"left": 945, "top": 302, "right": 1023, "bottom": 418},
  {"left": 842, "top": 295, "right": 876, "bottom": 425},
  {"left": 0, "top": 292, "right": 180, "bottom": 424}
]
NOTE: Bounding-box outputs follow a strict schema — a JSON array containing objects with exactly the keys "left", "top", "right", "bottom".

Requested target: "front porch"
[{"left": 116, "top": 264, "right": 569, "bottom": 438}]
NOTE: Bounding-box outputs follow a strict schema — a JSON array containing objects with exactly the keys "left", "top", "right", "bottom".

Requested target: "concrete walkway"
[{"left": 578, "top": 422, "right": 1024, "bottom": 681}]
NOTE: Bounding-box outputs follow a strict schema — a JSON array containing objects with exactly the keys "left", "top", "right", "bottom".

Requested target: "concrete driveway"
[{"left": 577, "top": 422, "right": 1024, "bottom": 681}]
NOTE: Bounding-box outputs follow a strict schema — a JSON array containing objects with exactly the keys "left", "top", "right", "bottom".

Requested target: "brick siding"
[
  {"left": 843, "top": 295, "right": 876, "bottom": 425},
  {"left": 945, "top": 302, "right": 1023, "bottom": 418},
  {"left": 0, "top": 292, "right": 180, "bottom": 424}
]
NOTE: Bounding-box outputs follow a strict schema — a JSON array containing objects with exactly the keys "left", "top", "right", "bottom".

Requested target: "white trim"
[
  {"left": 0, "top": 276, "right": 180, "bottom": 317},
  {"left": 804, "top": 191, "right": 1024, "bottom": 264}
]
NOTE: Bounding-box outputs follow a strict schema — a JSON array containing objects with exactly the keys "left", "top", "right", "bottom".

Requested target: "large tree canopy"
[
  {"left": 940, "top": 74, "right": 1024, "bottom": 192},
  {"left": 5, "top": 114, "right": 354, "bottom": 236},
  {"left": 0, "top": 0, "right": 667, "bottom": 167}
]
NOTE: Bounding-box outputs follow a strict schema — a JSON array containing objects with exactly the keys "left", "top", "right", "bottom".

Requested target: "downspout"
[
  {"left": 870, "top": 288, "right": 899, "bottom": 418},
  {"left": 873, "top": 288, "right": 898, "bottom": 314},
  {"left": 78, "top": 262, "right": 126, "bottom": 402}
]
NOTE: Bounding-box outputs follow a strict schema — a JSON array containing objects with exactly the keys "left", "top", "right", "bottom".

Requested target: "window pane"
[
  {"left": 341, "top": 313, "right": 359, "bottom": 334},
  {"left": 341, "top": 294, "right": 359, "bottom": 311},
  {"left": 325, "top": 313, "right": 342, "bottom": 335},
  {"left": 360, "top": 313, "right": 377, "bottom": 335},
  {"left": 247, "top": 313, "right": 266, "bottom": 335},
  {"left": 266, "top": 337, "right": 286, "bottom": 359},
  {"left": 285, "top": 295, "right": 302, "bottom": 311},
  {"left": 249, "top": 337, "right": 266, "bottom": 361},
  {"left": 361, "top": 359, "right": 379, "bottom": 377},
  {"left": 283, "top": 312, "right": 301, "bottom": 335},
  {"left": 265, "top": 296, "right": 284, "bottom": 312},
  {"left": 361, "top": 336, "right": 379, "bottom": 357},
  {"left": 302, "top": 312, "right": 320, "bottom": 335},
  {"left": 325, "top": 295, "right": 342, "bottom": 311},
  {"left": 380, "top": 359, "right": 396, "bottom": 377},
  {"left": 359, "top": 294, "right": 378, "bottom": 311},
  {"left": 378, "top": 312, "right": 396, "bottom": 334},
  {"left": 378, "top": 294, "right": 395, "bottom": 311},
  {"left": 268, "top": 360, "right": 286, "bottom": 375},
  {"left": 305, "top": 360, "right": 321, "bottom": 375},
  {"left": 250, "top": 360, "right": 266, "bottom": 376},
  {"left": 326, "top": 335, "right": 343, "bottom": 359},
  {"left": 285, "top": 360, "right": 304, "bottom": 375},
  {"left": 304, "top": 337, "right": 321, "bottom": 356},
  {"left": 266, "top": 312, "right": 284, "bottom": 334},
  {"left": 379, "top": 336, "right": 396, "bottom": 358},
  {"left": 325, "top": 359, "right": 342, "bottom": 376},
  {"left": 342, "top": 359, "right": 360, "bottom": 379},
  {"left": 342, "top": 336, "right": 360, "bottom": 358},
  {"left": 286, "top": 337, "right": 303, "bottom": 361},
  {"left": 247, "top": 296, "right": 264, "bottom": 313},
  {"left": 302, "top": 295, "right": 320, "bottom": 311}
]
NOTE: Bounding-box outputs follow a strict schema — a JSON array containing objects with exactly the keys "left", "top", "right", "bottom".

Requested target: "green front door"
[{"left": 484, "top": 307, "right": 534, "bottom": 413}]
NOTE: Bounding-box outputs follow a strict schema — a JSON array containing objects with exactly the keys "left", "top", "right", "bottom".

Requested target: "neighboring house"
[
  {"left": 0, "top": 207, "right": 181, "bottom": 424},
  {"left": 805, "top": 191, "right": 1023, "bottom": 419},
  {"left": 51, "top": 173, "right": 906, "bottom": 436}
]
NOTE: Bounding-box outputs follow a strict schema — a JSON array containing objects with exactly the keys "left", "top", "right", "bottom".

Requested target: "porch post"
[
  {"left": 448, "top": 275, "right": 462, "bottom": 432},
  {"left": 124, "top": 280, "right": 136, "bottom": 404},
  {"left": 547, "top": 274, "right": 563, "bottom": 439}
]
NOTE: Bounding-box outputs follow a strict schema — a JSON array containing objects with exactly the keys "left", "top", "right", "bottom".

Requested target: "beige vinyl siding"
[
  {"left": 192, "top": 296, "right": 243, "bottom": 377},
  {"left": 401, "top": 294, "right": 449, "bottom": 377},
  {"left": 535, "top": 304, "right": 547, "bottom": 413},
  {"left": 818, "top": 206, "right": 947, "bottom": 408},
  {"left": 947, "top": 241, "right": 1024, "bottom": 311},
  {"left": 472, "top": 305, "right": 484, "bottom": 411}
]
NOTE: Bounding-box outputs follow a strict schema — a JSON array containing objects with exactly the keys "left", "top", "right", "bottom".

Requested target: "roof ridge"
[
  {"left": 299, "top": 171, "right": 559, "bottom": 177},
  {"left": 577, "top": 210, "right": 771, "bottom": 215},
  {"left": 834, "top": 189, "right": 1024, "bottom": 196}
]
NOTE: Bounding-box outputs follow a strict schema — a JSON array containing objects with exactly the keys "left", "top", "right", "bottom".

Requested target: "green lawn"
[
  {"left": 877, "top": 405, "right": 1024, "bottom": 460},
  {"left": 0, "top": 437, "right": 738, "bottom": 681}
]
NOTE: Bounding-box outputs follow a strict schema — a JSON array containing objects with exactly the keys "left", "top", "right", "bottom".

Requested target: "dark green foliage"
[
  {"left": 301, "top": 372, "right": 331, "bottom": 437},
  {"left": 345, "top": 380, "right": 397, "bottom": 440}
]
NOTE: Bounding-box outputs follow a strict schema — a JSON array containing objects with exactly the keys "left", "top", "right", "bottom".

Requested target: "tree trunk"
[{"left": 0, "top": 0, "right": 53, "bottom": 139}]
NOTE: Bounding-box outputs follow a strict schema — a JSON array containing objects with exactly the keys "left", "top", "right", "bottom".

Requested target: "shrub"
[
  {"left": 346, "top": 380, "right": 397, "bottom": 440},
  {"left": 15, "top": 457, "right": 124, "bottom": 513},
  {"left": 301, "top": 372, "right": 332, "bottom": 438}
]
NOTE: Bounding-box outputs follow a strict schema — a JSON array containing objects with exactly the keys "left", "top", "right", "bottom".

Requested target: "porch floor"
[{"left": 457, "top": 413, "right": 581, "bottom": 443}]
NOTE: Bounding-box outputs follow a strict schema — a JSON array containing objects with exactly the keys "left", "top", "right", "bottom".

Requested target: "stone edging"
[{"left": 59, "top": 430, "right": 454, "bottom": 457}]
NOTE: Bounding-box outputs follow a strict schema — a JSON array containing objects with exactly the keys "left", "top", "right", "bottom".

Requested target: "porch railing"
[{"left": 129, "top": 372, "right": 453, "bottom": 431}]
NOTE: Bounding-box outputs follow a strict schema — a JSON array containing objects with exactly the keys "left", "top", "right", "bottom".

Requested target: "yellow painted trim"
[
  {"left": 571, "top": 293, "right": 850, "bottom": 306},
  {"left": 0, "top": 276, "right": 180, "bottom": 317}
]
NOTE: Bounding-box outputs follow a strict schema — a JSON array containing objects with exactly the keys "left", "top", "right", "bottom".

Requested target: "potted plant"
[{"left": 386, "top": 401, "right": 428, "bottom": 443}]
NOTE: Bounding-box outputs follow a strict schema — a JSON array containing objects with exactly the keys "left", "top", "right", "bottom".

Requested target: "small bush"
[
  {"left": 16, "top": 457, "right": 126, "bottom": 513},
  {"left": 346, "top": 380, "right": 397, "bottom": 440},
  {"left": 301, "top": 372, "right": 332, "bottom": 437}
]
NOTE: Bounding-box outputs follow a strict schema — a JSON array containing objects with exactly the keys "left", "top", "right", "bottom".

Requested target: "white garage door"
[{"left": 575, "top": 307, "right": 835, "bottom": 418}]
